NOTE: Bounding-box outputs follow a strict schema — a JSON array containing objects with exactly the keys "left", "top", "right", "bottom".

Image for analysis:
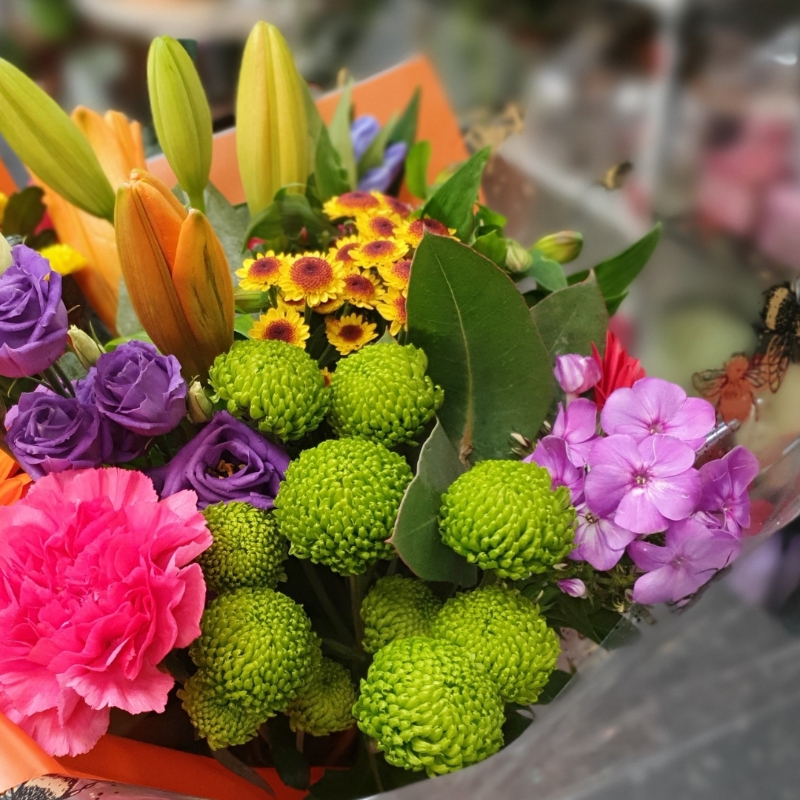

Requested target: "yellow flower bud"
[
  {"left": 147, "top": 36, "right": 213, "bottom": 211},
  {"left": 505, "top": 239, "right": 533, "bottom": 274},
  {"left": 0, "top": 58, "right": 115, "bottom": 221},
  {"left": 187, "top": 379, "right": 214, "bottom": 424},
  {"left": 532, "top": 231, "right": 584, "bottom": 265},
  {"left": 236, "top": 22, "right": 309, "bottom": 215},
  {"left": 68, "top": 326, "right": 105, "bottom": 369}
]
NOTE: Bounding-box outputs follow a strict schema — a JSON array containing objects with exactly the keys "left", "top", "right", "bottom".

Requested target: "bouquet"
[{"left": 0, "top": 22, "right": 760, "bottom": 798}]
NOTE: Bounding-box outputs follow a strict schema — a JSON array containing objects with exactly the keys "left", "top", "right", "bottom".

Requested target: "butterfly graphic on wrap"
[
  {"left": 754, "top": 282, "right": 800, "bottom": 392},
  {"left": 692, "top": 353, "right": 767, "bottom": 423}
]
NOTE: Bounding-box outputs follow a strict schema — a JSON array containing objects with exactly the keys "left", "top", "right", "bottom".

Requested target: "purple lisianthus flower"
[
  {"left": 601, "top": 376, "right": 715, "bottom": 449},
  {"left": 570, "top": 503, "right": 639, "bottom": 571},
  {"left": 526, "top": 435, "right": 583, "bottom": 503},
  {"left": 151, "top": 411, "right": 289, "bottom": 510},
  {"left": 351, "top": 115, "right": 382, "bottom": 162},
  {"left": 585, "top": 434, "right": 701, "bottom": 535},
  {"left": 554, "top": 354, "right": 601, "bottom": 396},
  {"left": 0, "top": 245, "right": 68, "bottom": 378},
  {"left": 4, "top": 387, "right": 103, "bottom": 479},
  {"left": 359, "top": 142, "right": 408, "bottom": 193},
  {"left": 557, "top": 578, "right": 587, "bottom": 598},
  {"left": 551, "top": 398, "right": 598, "bottom": 466},
  {"left": 89, "top": 341, "right": 186, "bottom": 436},
  {"left": 628, "top": 518, "right": 741, "bottom": 604},
  {"left": 694, "top": 445, "right": 759, "bottom": 535}
]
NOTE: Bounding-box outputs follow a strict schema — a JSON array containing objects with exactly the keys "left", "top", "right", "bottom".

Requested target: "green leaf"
[
  {"left": 389, "top": 421, "right": 477, "bottom": 585},
  {"left": 535, "top": 669, "right": 572, "bottom": 704},
  {"left": 245, "top": 192, "right": 336, "bottom": 249},
  {"left": 2, "top": 187, "right": 46, "bottom": 237},
  {"left": 301, "top": 78, "right": 324, "bottom": 175},
  {"left": 234, "top": 313, "right": 254, "bottom": 338},
  {"left": 404, "top": 140, "right": 431, "bottom": 199},
  {"left": 211, "top": 749, "right": 275, "bottom": 797},
  {"left": 529, "top": 250, "right": 567, "bottom": 292},
  {"left": 315, "top": 124, "right": 351, "bottom": 201},
  {"left": 265, "top": 716, "right": 311, "bottom": 791},
  {"left": 502, "top": 704, "right": 534, "bottom": 744},
  {"left": 328, "top": 80, "right": 356, "bottom": 190},
  {"left": 115, "top": 277, "right": 141, "bottom": 338},
  {"left": 473, "top": 230, "right": 507, "bottom": 268},
  {"left": 387, "top": 86, "right": 421, "bottom": 149},
  {"left": 358, "top": 112, "right": 398, "bottom": 175},
  {"left": 203, "top": 183, "right": 250, "bottom": 271},
  {"left": 407, "top": 235, "right": 554, "bottom": 463},
  {"left": 56, "top": 351, "right": 85, "bottom": 382},
  {"left": 474, "top": 203, "right": 507, "bottom": 234},
  {"left": 543, "top": 594, "right": 624, "bottom": 645},
  {"left": 532, "top": 274, "right": 608, "bottom": 357},
  {"left": 605, "top": 291, "right": 629, "bottom": 316},
  {"left": 421, "top": 146, "right": 491, "bottom": 242}
]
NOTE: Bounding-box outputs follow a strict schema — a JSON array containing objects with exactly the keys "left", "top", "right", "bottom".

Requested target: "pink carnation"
[{"left": 0, "top": 468, "right": 211, "bottom": 757}]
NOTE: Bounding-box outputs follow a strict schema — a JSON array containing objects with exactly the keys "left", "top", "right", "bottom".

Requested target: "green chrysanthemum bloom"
[
  {"left": 354, "top": 637, "right": 504, "bottom": 777},
  {"left": 274, "top": 438, "right": 412, "bottom": 575},
  {"left": 439, "top": 460, "right": 575, "bottom": 580},
  {"left": 328, "top": 343, "right": 444, "bottom": 446},
  {"left": 287, "top": 658, "right": 357, "bottom": 736},
  {"left": 431, "top": 585, "right": 559, "bottom": 704},
  {"left": 190, "top": 587, "right": 320, "bottom": 714},
  {"left": 209, "top": 339, "right": 330, "bottom": 440},
  {"left": 361, "top": 575, "right": 442, "bottom": 654},
  {"left": 179, "top": 673, "right": 267, "bottom": 750},
  {"left": 200, "top": 502, "right": 287, "bottom": 592}
]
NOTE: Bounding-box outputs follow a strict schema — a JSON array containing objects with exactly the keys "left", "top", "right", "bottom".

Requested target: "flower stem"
[
  {"left": 40, "top": 367, "right": 68, "bottom": 398},
  {"left": 349, "top": 575, "right": 366, "bottom": 653},
  {"left": 51, "top": 361, "right": 75, "bottom": 397},
  {"left": 321, "top": 638, "right": 367, "bottom": 664},
  {"left": 300, "top": 560, "right": 353, "bottom": 643}
]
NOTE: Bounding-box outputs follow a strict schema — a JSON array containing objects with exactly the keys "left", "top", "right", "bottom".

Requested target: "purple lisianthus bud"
[
  {"left": 90, "top": 341, "right": 186, "bottom": 436},
  {"left": 151, "top": 411, "right": 290, "bottom": 510},
  {"left": 554, "top": 354, "right": 601, "bottom": 396},
  {"left": 358, "top": 142, "right": 408, "bottom": 193},
  {"left": 5, "top": 387, "right": 103, "bottom": 479},
  {"left": 557, "top": 578, "right": 587, "bottom": 598},
  {"left": 0, "top": 245, "right": 68, "bottom": 378},
  {"left": 351, "top": 115, "right": 381, "bottom": 162}
]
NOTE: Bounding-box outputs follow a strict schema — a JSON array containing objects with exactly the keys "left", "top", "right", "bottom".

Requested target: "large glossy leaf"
[
  {"left": 389, "top": 421, "right": 476, "bottom": 585},
  {"left": 532, "top": 274, "right": 609, "bottom": 357},
  {"left": 407, "top": 235, "right": 554, "bottom": 463}
]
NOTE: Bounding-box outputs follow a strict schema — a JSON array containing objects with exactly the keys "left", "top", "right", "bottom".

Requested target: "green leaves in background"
[
  {"left": 315, "top": 124, "right": 351, "bottom": 202},
  {"left": 404, "top": 140, "right": 431, "bottom": 200},
  {"left": 528, "top": 249, "right": 567, "bottom": 292},
  {"left": 407, "top": 235, "right": 554, "bottom": 464},
  {"left": 473, "top": 230, "right": 507, "bottom": 269},
  {"left": 328, "top": 79, "right": 356, "bottom": 189},
  {"left": 203, "top": 183, "right": 250, "bottom": 274},
  {"left": 2, "top": 187, "right": 46, "bottom": 239},
  {"left": 389, "top": 422, "right": 477, "bottom": 585},
  {"left": 388, "top": 86, "right": 421, "bottom": 149},
  {"left": 245, "top": 189, "right": 337, "bottom": 252},
  {"left": 542, "top": 593, "right": 624, "bottom": 645},
  {"left": 421, "top": 146, "right": 491, "bottom": 241},
  {"left": 532, "top": 274, "right": 609, "bottom": 358}
]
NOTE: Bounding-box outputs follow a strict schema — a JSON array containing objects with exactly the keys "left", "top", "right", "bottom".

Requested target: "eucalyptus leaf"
[
  {"left": 203, "top": 183, "right": 250, "bottom": 270},
  {"left": 389, "top": 421, "right": 476, "bottom": 585},
  {"left": 407, "top": 235, "right": 554, "bottom": 463},
  {"left": 358, "top": 112, "right": 398, "bottom": 175},
  {"left": 315, "top": 124, "right": 351, "bottom": 201},
  {"left": 388, "top": 86, "right": 421, "bottom": 149},
  {"left": 328, "top": 80, "right": 356, "bottom": 189},
  {"left": 529, "top": 250, "right": 567, "bottom": 292},
  {"left": 405, "top": 140, "right": 431, "bottom": 199},
  {"left": 2, "top": 187, "right": 46, "bottom": 237}
]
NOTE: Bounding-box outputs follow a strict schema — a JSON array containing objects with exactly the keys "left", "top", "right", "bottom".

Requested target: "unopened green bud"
[
  {"left": 533, "top": 231, "right": 583, "bottom": 264},
  {"left": 505, "top": 239, "right": 533, "bottom": 274},
  {"left": 187, "top": 379, "right": 214, "bottom": 424},
  {"left": 68, "top": 326, "right": 104, "bottom": 370}
]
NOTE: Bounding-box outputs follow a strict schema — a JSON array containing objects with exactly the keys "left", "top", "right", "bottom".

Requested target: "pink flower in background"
[
  {"left": 601, "top": 377, "right": 716, "bottom": 449},
  {"left": 527, "top": 435, "right": 584, "bottom": 503},
  {"left": 554, "top": 354, "right": 602, "bottom": 397},
  {"left": 0, "top": 468, "right": 211, "bottom": 757},
  {"left": 557, "top": 578, "right": 587, "bottom": 598},
  {"left": 628, "top": 518, "right": 741, "bottom": 604},
  {"left": 585, "top": 434, "right": 701, "bottom": 534},
  {"left": 551, "top": 398, "right": 598, "bottom": 466},
  {"left": 570, "top": 503, "right": 639, "bottom": 571},
  {"left": 694, "top": 446, "right": 759, "bottom": 535}
]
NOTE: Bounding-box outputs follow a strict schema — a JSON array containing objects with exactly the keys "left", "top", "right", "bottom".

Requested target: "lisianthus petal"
[
  {"left": 615, "top": 487, "right": 668, "bottom": 533},
  {"left": 666, "top": 397, "right": 716, "bottom": 448},
  {"left": 646, "top": 469, "right": 701, "bottom": 521},
  {"left": 639, "top": 434, "right": 697, "bottom": 476}
]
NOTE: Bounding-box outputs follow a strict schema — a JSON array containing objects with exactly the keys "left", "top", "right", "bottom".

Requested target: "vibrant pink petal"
[
  {"left": 638, "top": 435, "right": 696, "bottom": 477},
  {"left": 555, "top": 354, "right": 601, "bottom": 395},
  {"left": 646, "top": 469, "right": 701, "bottom": 522},
  {"left": 557, "top": 578, "right": 587, "bottom": 597},
  {"left": 528, "top": 436, "right": 584, "bottom": 503},
  {"left": 615, "top": 486, "right": 669, "bottom": 533},
  {"left": 628, "top": 539, "right": 671, "bottom": 572},
  {"left": 584, "top": 463, "right": 631, "bottom": 518},
  {"left": 631, "top": 565, "right": 705, "bottom": 605},
  {"left": 665, "top": 397, "right": 716, "bottom": 448}
]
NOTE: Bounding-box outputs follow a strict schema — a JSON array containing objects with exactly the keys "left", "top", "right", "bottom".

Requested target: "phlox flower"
[
  {"left": 570, "top": 503, "right": 639, "bottom": 571},
  {"left": 694, "top": 445, "right": 759, "bottom": 535},
  {"left": 526, "top": 435, "right": 583, "bottom": 504},
  {"left": 554, "top": 354, "right": 601, "bottom": 397},
  {"left": 551, "top": 398, "right": 598, "bottom": 467}
]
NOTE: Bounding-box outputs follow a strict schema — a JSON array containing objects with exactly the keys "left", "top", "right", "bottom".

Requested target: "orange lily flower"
[
  {"left": 0, "top": 450, "right": 31, "bottom": 506},
  {"left": 115, "top": 169, "right": 234, "bottom": 380}
]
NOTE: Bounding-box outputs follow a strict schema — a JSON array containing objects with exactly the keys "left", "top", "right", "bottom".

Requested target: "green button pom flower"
[
  {"left": 287, "top": 658, "right": 357, "bottom": 736},
  {"left": 431, "top": 585, "right": 560, "bottom": 704},
  {"left": 354, "top": 637, "right": 504, "bottom": 777},
  {"left": 200, "top": 502, "right": 287, "bottom": 593},
  {"left": 328, "top": 343, "right": 444, "bottom": 447},
  {"left": 439, "top": 460, "right": 575, "bottom": 580},
  {"left": 209, "top": 339, "right": 330, "bottom": 440},
  {"left": 361, "top": 575, "right": 442, "bottom": 654},
  {"left": 274, "top": 438, "right": 413, "bottom": 575}
]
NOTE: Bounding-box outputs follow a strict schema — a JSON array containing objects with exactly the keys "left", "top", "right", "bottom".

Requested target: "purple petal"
[
  {"left": 552, "top": 398, "right": 598, "bottom": 446},
  {"left": 583, "top": 463, "right": 631, "bottom": 518},
  {"left": 528, "top": 436, "right": 584, "bottom": 503},
  {"left": 571, "top": 508, "right": 638, "bottom": 570},
  {"left": 615, "top": 486, "right": 669, "bottom": 533},
  {"left": 665, "top": 397, "right": 716, "bottom": 449},
  {"left": 588, "top": 433, "right": 641, "bottom": 471},
  {"left": 351, "top": 115, "right": 381, "bottom": 162},
  {"left": 633, "top": 377, "right": 687, "bottom": 429},
  {"left": 638, "top": 435, "right": 696, "bottom": 477},
  {"left": 600, "top": 385, "right": 651, "bottom": 439},
  {"left": 632, "top": 565, "right": 704, "bottom": 604},
  {"left": 554, "top": 354, "right": 601, "bottom": 395},
  {"left": 557, "top": 578, "right": 587, "bottom": 598},
  {"left": 726, "top": 446, "right": 760, "bottom": 494},
  {"left": 628, "top": 539, "right": 672, "bottom": 572},
  {"left": 645, "top": 468, "right": 701, "bottom": 523}
]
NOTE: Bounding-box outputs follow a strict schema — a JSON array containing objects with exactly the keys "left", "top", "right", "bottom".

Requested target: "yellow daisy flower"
[
  {"left": 375, "top": 289, "right": 407, "bottom": 336},
  {"left": 328, "top": 236, "right": 362, "bottom": 268},
  {"left": 250, "top": 306, "right": 310, "bottom": 348},
  {"left": 377, "top": 259, "right": 412, "bottom": 291},
  {"left": 323, "top": 190, "right": 382, "bottom": 220},
  {"left": 236, "top": 252, "right": 286, "bottom": 291},
  {"left": 310, "top": 295, "right": 345, "bottom": 315},
  {"left": 376, "top": 192, "right": 412, "bottom": 219},
  {"left": 353, "top": 238, "right": 409, "bottom": 270},
  {"left": 279, "top": 251, "right": 344, "bottom": 306},
  {"left": 326, "top": 313, "right": 378, "bottom": 355},
  {"left": 278, "top": 295, "right": 306, "bottom": 312},
  {"left": 401, "top": 217, "right": 457, "bottom": 249},
  {"left": 39, "top": 244, "right": 88, "bottom": 276},
  {"left": 355, "top": 212, "right": 402, "bottom": 242},
  {"left": 341, "top": 268, "right": 384, "bottom": 309}
]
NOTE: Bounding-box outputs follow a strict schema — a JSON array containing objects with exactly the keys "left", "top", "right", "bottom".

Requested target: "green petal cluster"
[
  {"left": 200, "top": 502, "right": 287, "bottom": 592},
  {"left": 361, "top": 575, "right": 442, "bottom": 654},
  {"left": 187, "top": 586, "right": 320, "bottom": 747},
  {"left": 287, "top": 658, "right": 357, "bottom": 736},
  {"left": 274, "top": 438, "right": 412, "bottom": 575},
  {"left": 209, "top": 339, "right": 330, "bottom": 440},
  {"left": 354, "top": 637, "right": 504, "bottom": 777},
  {"left": 439, "top": 460, "right": 575, "bottom": 580},
  {"left": 328, "top": 343, "right": 444, "bottom": 446},
  {"left": 431, "top": 585, "right": 560, "bottom": 704}
]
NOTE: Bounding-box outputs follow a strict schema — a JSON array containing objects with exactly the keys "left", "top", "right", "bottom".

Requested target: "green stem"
[
  {"left": 40, "top": 368, "right": 68, "bottom": 398},
  {"left": 300, "top": 561, "right": 353, "bottom": 643},
  {"left": 317, "top": 343, "right": 336, "bottom": 369},
  {"left": 349, "top": 575, "right": 366, "bottom": 653},
  {"left": 321, "top": 638, "right": 367, "bottom": 664},
  {"left": 51, "top": 361, "right": 75, "bottom": 397},
  {"left": 188, "top": 188, "right": 206, "bottom": 213}
]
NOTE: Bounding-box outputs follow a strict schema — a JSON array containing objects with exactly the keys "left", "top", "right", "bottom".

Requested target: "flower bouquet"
[{"left": 0, "top": 21, "right": 763, "bottom": 800}]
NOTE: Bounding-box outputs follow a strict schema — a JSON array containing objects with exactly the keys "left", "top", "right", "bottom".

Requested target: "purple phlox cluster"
[{"left": 554, "top": 353, "right": 601, "bottom": 400}]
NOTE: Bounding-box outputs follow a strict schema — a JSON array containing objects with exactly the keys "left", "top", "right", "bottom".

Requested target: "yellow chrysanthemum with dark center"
[
  {"left": 310, "top": 295, "right": 344, "bottom": 314},
  {"left": 236, "top": 252, "right": 286, "bottom": 291},
  {"left": 40, "top": 244, "right": 88, "bottom": 276},
  {"left": 353, "top": 637, "right": 505, "bottom": 777},
  {"left": 274, "top": 437, "right": 412, "bottom": 575},
  {"left": 340, "top": 269, "right": 383, "bottom": 309},
  {"left": 328, "top": 342, "right": 443, "bottom": 446},
  {"left": 329, "top": 236, "right": 362, "bottom": 267},
  {"left": 439, "top": 460, "right": 576, "bottom": 580},
  {"left": 375, "top": 288, "right": 407, "bottom": 336},
  {"left": 279, "top": 252, "right": 344, "bottom": 306},
  {"left": 377, "top": 259, "right": 411, "bottom": 290},
  {"left": 361, "top": 575, "right": 442, "bottom": 654},
  {"left": 353, "top": 238, "right": 408, "bottom": 270},
  {"left": 378, "top": 193, "right": 412, "bottom": 219},
  {"left": 401, "top": 217, "right": 456, "bottom": 248},
  {"left": 323, "top": 190, "right": 382, "bottom": 219},
  {"left": 287, "top": 658, "right": 357, "bottom": 736},
  {"left": 325, "top": 313, "right": 378, "bottom": 356},
  {"left": 356, "top": 213, "right": 401, "bottom": 241},
  {"left": 431, "top": 585, "right": 560, "bottom": 705},
  {"left": 250, "top": 306, "right": 309, "bottom": 348}
]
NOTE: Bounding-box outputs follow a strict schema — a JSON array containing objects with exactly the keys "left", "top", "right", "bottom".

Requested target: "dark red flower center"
[
  {"left": 345, "top": 274, "right": 375, "bottom": 297},
  {"left": 249, "top": 256, "right": 281, "bottom": 279},
  {"left": 334, "top": 243, "right": 360, "bottom": 263},
  {"left": 265, "top": 321, "right": 296, "bottom": 342},
  {"left": 339, "top": 324, "right": 365, "bottom": 342},
  {"left": 362, "top": 240, "right": 396, "bottom": 257},
  {"left": 291, "top": 257, "right": 334, "bottom": 289},
  {"left": 339, "top": 191, "right": 380, "bottom": 211},
  {"left": 392, "top": 260, "right": 412, "bottom": 281},
  {"left": 368, "top": 216, "right": 397, "bottom": 237},
  {"left": 409, "top": 217, "right": 449, "bottom": 238}
]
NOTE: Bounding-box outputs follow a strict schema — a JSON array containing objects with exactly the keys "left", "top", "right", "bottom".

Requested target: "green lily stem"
[
  {"left": 188, "top": 189, "right": 206, "bottom": 214},
  {"left": 300, "top": 560, "right": 354, "bottom": 643}
]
